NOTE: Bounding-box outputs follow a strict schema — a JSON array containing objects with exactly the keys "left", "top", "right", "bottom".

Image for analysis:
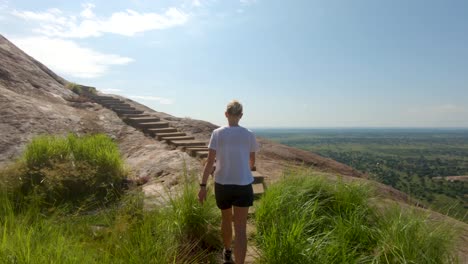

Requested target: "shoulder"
[
  {"left": 212, "top": 126, "right": 227, "bottom": 134},
  {"left": 240, "top": 126, "right": 255, "bottom": 135}
]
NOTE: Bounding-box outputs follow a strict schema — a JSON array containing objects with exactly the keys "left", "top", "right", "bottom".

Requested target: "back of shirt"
[{"left": 208, "top": 126, "right": 259, "bottom": 185}]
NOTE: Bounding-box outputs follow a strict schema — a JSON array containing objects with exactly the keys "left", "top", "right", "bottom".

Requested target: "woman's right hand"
[{"left": 198, "top": 187, "right": 207, "bottom": 204}]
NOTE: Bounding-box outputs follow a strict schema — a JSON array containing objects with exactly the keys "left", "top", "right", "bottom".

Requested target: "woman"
[{"left": 198, "top": 100, "right": 259, "bottom": 264}]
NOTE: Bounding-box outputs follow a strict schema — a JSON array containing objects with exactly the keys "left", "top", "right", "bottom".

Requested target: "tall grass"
[
  {"left": 0, "top": 134, "right": 222, "bottom": 262},
  {"left": 167, "top": 171, "right": 221, "bottom": 251},
  {"left": 1, "top": 134, "right": 126, "bottom": 208},
  {"left": 23, "top": 134, "right": 124, "bottom": 177},
  {"left": 254, "top": 170, "right": 458, "bottom": 264},
  {"left": 0, "top": 171, "right": 221, "bottom": 263},
  {"left": 373, "top": 206, "right": 457, "bottom": 263}
]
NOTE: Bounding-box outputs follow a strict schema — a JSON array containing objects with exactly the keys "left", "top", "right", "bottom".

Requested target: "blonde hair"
[{"left": 226, "top": 100, "right": 243, "bottom": 116}]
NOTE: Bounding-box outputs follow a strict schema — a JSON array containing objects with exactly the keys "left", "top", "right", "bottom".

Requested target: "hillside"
[
  {"left": 0, "top": 33, "right": 367, "bottom": 203},
  {"left": 0, "top": 34, "right": 467, "bottom": 262}
]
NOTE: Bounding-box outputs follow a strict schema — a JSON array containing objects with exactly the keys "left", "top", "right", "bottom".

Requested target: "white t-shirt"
[{"left": 208, "top": 126, "right": 259, "bottom": 185}]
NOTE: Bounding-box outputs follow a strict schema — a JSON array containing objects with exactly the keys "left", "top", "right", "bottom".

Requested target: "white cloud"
[
  {"left": 130, "top": 95, "right": 174, "bottom": 105},
  {"left": 12, "top": 8, "right": 67, "bottom": 24},
  {"left": 0, "top": 0, "right": 9, "bottom": 10},
  {"left": 11, "top": 36, "right": 133, "bottom": 78},
  {"left": 80, "top": 3, "right": 95, "bottom": 19},
  {"left": 192, "top": 0, "right": 202, "bottom": 7},
  {"left": 12, "top": 5, "right": 189, "bottom": 38}
]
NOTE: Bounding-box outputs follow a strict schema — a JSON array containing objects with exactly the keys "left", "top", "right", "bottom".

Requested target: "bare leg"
[
  {"left": 221, "top": 208, "right": 233, "bottom": 250},
  {"left": 233, "top": 206, "right": 249, "bottom": 264}
]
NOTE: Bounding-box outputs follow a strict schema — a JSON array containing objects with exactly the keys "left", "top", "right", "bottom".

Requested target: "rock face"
[{"left": 0, "top": 34, "right": 200, "bottom": 188}]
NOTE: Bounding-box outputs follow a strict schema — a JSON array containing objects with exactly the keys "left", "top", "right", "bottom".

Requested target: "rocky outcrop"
[{"left": 0, "top": 35, "right": 200, "bottom": 189}]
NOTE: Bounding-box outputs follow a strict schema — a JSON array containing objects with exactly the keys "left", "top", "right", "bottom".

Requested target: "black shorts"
[{"left": 214, "top": 182, "right": 254, "bottom": 210}]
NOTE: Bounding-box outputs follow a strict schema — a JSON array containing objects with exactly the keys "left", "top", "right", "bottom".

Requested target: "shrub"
[
  {"left": 89, "top": 87, "right": 97, "bottom": 94},
  {"left": 254, "top": 170, "right": 457, "bottom": 264},
  {"left": 0, "top": 134, "right": 127, "bottom": 209},
  {"left": 66, "top": 82, "right": 83, "bottom": 94}
]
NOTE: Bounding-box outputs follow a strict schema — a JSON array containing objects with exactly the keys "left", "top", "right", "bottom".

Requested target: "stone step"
[
  {"left": 252, "top": 171, "right": 262, "bottom": 177},
  {"left": 147, "top": 128, "right": 178, "bottom": 135},
  {"left": 196, "top": 151, "right": 209, "bottom": 159},
  {"left": 185, "top": 147, "right": 209, "bottom": 156},
  {"left": 94, "top": 96, "right": 116, "bottom": 100},
  {"left": 156, "top": 132, "right": 186, "bottom": 140},
  {"left": 164, "top": 136, "right": 195, "bottom": 142},
  {"left": 102, "top": 103, "right": 129, "bottom": 107},
  {"left": 170, "top": 140, "right": 207, "bottom": 147},
  {"left": 101, "top": 102, "right": 128, "bottom": 107},
  {"left": 106, "top": 103, "right": 133, "bottom": 108},
  {"left": 99, "top": 99, "right": 123, "bottom": 103},
  {"left": 97, "top": 99, "right": 122, "bottom": 104},
  {"left": 115, "top": 109, "right": 144, "bottom": 115},
  {"left": 112, "top": 108, "right": 143, "bottom": 115},
  {"left": 137, "top": 122, "right": 169, "bottom": 129},
  {"left": 253, "top": 183, "right": 265, "bottom": 197},
  {"left": 253, "top": 176, "right": 264, "bottom": 184},
  {"left": 120, "top": 113, "right": 150, "bottom": 118},
  {"left": 125, "top": 117, "right": 161, "bottom": 125},
  {"left": 109, "top": 106, "right": 135, "bottom": 111}
]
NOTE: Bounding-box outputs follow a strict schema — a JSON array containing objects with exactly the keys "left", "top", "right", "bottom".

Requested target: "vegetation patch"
[
  {"left": 66, "top": 82, "right": 83, "bottom": 94},
  {"left": 254, "top": 170, "right": 458, "bottom": 263},
  {"left": 0, "top": 172, "right": 221, "bottom": 263},
  {"left": 0, "top": 134, "right": 127, "bottom": 209},
  {"left": 66, "top": 82, "right": 97, "bottom": 95},
  {"left": 0, "top": 133, "right": 221, "bottom": 263}
]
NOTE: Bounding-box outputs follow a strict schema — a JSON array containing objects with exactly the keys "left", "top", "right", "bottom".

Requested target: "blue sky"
[{"left": 1, "top": 0, "right": 467, "bottom": 128}]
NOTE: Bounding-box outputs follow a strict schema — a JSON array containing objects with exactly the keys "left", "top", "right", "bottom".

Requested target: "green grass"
[
  {"left": 0, "top": 171, "right": 221, "bottom": 263},
  {"left": 254, "top": 170, "right": 458, "bottom": 264},
  {"left": 66, "top": 82, "right": 83, "bottom": 94},
  {"left": 0, "top": 134, "right": 222, "bottom": 263},
  {"left": 66, "top": 83, "right": 97, "bottom": 96},
  {"left": 1, "top": 134, "right": 127, "bottom": 209}
]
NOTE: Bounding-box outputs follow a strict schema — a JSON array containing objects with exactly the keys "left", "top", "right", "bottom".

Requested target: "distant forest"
[{"left": 254, "top": 128, "right": 468, "bottom": 222}]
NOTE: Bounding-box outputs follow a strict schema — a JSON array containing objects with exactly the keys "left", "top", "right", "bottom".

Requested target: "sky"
[{"left": 0, "top": 0, "right": 467, "bottom": 128}]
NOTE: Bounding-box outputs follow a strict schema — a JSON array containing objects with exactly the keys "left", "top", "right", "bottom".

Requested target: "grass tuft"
[
  {"left": 0, "top": 134, "right": 127, "bottom": 209},
  {"left": 254, "top": 170, "right": 458, "bottom": 264},
  {"left": 66, "top": 82, "right": 83, "bottom": 94}
]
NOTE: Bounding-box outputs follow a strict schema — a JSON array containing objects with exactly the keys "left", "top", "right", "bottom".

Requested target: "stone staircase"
[{"left": 85, "top": 92, "right": 266, "bottom": 197}]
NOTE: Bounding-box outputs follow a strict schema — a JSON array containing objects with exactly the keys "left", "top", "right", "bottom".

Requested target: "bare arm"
[
  {"left": 201, "top": 149, "right": 216, "bottom": 185},
  {"left": 198, "top": 149, "right": 216, "bottom": 203},
  {"left": 250, "top": 152, "right": 256, "bottom": 171}
]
